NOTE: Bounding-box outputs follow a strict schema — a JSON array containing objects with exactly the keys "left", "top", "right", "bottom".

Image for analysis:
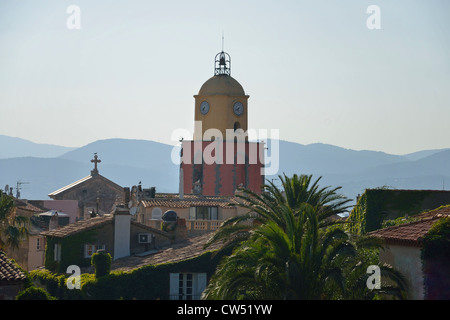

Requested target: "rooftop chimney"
[
  {"left": 49, "top": 211, "right": 59, "bottom": 230},
  {"left": 113, "top": 206, "right": 131, "bottom": 260},
  {"left": 179, "top": 168, "right": 184, "bottom": 199},
  {"left": 124, "top": 187, "right": 130, "bottom": 207}
]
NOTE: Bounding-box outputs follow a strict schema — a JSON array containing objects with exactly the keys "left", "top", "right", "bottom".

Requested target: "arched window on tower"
[{"left": 233, "top": 122, "right": 242, "bottom": 142}]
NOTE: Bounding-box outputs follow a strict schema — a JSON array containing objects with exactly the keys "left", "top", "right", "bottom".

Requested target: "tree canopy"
[{"left": 203, "top": 173, "right": 408, "bottom": 300}]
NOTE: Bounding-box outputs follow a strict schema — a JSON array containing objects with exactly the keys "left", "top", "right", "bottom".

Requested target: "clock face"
[
  {"left": 200, "top": 101, "right": 210, "bottom": 115},
  {"left": 233, "top": 102, "right": 244, "bottom": 116}
]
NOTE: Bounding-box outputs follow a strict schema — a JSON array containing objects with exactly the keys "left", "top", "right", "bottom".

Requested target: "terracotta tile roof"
[
  {"left": 41, "top": 214, "right": 169, "bottom": 238},
  {"left": 415, "top": 205, "right": 450, "bottom": 219},
  {"left": 110, "top": 232, "right": 223, "bottom": 272},
  {"left": 154, "top": 193, "right": 229, "bottom": 199},
  {"left": 14, "top": 199, "right": 45, "bottom": 214},
  {"left": 141, "top": 193, "right": 240, "bottom": 209},
  {"left": 41, "top": 214, "right": 114, "bottom": 238},
  {"left": 0, "top": 251, "right": 26, "bottom": 283},
  {"left": 368, "top": 206, "right": 450, "bottom": 246}
]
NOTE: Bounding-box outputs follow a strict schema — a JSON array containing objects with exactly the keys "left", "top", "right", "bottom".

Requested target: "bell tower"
[
  {"left": 181, "top": 49, "right": 264, "bottom": 196},
  {"left": 193, "top": 50, "right": 249, "bottom": 141}
]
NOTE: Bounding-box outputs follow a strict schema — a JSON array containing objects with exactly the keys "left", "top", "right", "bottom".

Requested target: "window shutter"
[
  {"left": 197, "top": 273, "right": 207, "bottom": 297},
  {"left": 54, "top": 243, "right": 61, "bottom": 261},
  {"left": 169, "top": 273, "right": 179, "bottom": 299}
]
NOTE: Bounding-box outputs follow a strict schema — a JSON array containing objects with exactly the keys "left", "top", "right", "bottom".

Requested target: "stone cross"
[{"left": 91, "top": 153, "right": 101, "bottom": 175}]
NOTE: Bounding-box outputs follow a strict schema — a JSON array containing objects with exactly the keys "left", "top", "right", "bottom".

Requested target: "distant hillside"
[
  {"left": 0, "top": 135, "right": 76, "bottom": 159},
  {"left": 401, "top": 148, "right": 450, "bottom": 161},
  {"left": 312, "top": 149, "right": 450, "bottom": 202},
  {"left": 0, "top": 135, "right": 449, "bottom": 203},
  {"left": 58, "top": 138, "right": 180, "bottom": 169},
  {"left": 270, "top": 140, "right": 408, "bottom": 176},
  {"left": 0, "top": 137, "right": 180, "bottom": 199},
  {"left": 0, "top": 155, "right": 179, "bottom": 200},
  {"left": 264, "top": 140, "right": 450, "bottom": 203}
]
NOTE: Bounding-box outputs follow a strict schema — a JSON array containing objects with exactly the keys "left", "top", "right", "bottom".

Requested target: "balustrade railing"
[
  {"left": 186, "top": 220, "right": 222, "bottom": 231},
  {"left": 145, "top": 219, "right": 252, "bottom": 232}
]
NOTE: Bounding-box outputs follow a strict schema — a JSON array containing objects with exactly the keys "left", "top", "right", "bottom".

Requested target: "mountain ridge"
[
  {"left": 0, "top": 134, "right": 76, "bottom": 159},
  {"left": 1, "top": 135, "right": 449, "bottom": 202}
]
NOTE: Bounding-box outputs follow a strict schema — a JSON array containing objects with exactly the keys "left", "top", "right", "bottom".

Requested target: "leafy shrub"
[
  {"left": 16, "top": 286, "right": 56, "bottom": 300},
  {"left": 91, "top": 251, "right": 112, "bottom": 278}
]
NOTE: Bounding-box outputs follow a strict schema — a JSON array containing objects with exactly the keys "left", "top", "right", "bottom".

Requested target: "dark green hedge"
[
  {"left": 15, "top": 286, "right": 57, "bottom": 300},
  {"left": 29, "top": 268, "right": 94, "bottom": 300},
  {"left": 91, "top": 251, "right": 111, "bottom": 278}
]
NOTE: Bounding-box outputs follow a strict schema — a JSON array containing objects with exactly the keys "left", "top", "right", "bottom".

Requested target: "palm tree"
[
  {"left": 0, "top": 192, "right": 29, "bottom": 250},
  {"left": 337, "top": 235, "right": 409, "bottom": 300},
  {"left": 270, "top": 173, "right": 352, "bottom": 222},
  {"left": 203, "top": 173, "right": 408, "bottom": 300},
  {"left": 206, "top": 173, "right": 352, "bottom": 249},
  {"left": 203, "top": 203, "right": 356, "bottom": 299}
]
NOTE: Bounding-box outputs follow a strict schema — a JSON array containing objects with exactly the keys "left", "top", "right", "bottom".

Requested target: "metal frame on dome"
[{"left": 214, "top": 51, "right": 231, "bottom": 76}]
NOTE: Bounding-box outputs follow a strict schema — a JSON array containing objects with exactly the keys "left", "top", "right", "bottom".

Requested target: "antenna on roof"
[
  {"left": 16, "top": 180, "right": 29, "bottom": 199},
  {"left": 222, "top": 30, "right": 224, "bottom": 51}
]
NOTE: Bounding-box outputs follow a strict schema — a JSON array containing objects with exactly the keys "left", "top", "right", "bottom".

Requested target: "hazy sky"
[{"left": 0, "top": 0, "right": 449, "bottom": 155}]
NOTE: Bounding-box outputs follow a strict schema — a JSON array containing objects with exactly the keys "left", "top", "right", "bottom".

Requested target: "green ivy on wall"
[
  {"left": 421, "top": 217, "right": 450, "bottom": 299},
  {"left": 84, "top": 248, "right": 230, "bottom": 300},
  {"left": 422, "top": 217, "right": 450, "bottom": 260},
  {"left": 347, "top": 189, "right": 437, "bottom": 235},
  {"left": 44, "top": 230, "right": 97, "bottom": 273},
  {"left": 33, "top": 246, "right": 231, "bottom": 300}
]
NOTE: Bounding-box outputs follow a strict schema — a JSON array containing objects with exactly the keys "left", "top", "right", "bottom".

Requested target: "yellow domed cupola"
[
  {"left": 193, "top": 50, "right": 249, "bottom": 141},
  {"left": 198, "top": 75, "right": 245, "bottom": 96}
]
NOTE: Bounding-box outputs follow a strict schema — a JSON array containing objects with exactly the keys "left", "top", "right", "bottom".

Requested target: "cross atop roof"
[{"left": 91, "top": 153, "right": 101, "bottom": 175}]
